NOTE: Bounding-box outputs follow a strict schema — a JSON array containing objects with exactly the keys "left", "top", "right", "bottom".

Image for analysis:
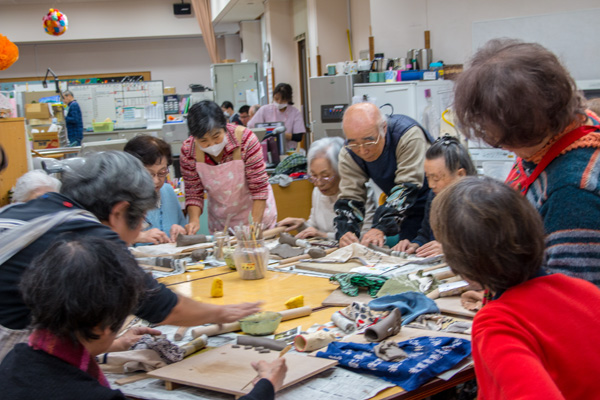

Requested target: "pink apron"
[{"left": 195, "top": 127, "right": 277, "bottom": 232}]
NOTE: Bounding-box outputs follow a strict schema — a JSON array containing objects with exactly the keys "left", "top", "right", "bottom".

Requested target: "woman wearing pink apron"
[{"left": 180, "top": 101, "right": 277, "bottom": 234}]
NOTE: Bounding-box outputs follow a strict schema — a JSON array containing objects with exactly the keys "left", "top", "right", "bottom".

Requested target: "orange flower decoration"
[{"left": 0, "top": 34, "right": 19, "bottom": 71}]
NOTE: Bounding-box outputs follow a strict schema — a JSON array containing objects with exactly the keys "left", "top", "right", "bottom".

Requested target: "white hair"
[
  {"left": 13, "top": 170, "right": 61, "bottom": 203},
  {"left": 307, "top": 137, "right": 344, "bottom": 174}
]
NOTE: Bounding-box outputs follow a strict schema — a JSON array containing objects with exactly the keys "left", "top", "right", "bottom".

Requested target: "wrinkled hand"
[
  {"left": 415, "top": 240, "right": 443, "bottom": 257},
  {"left": 277, "top": 217, "right": 305, "bottom": 232},
  {"left": 108, "top": 326, "right": 162, "bottom": 352},
  {"left": 360, "top": 228, "right": 385, "bottom": 247},
  {"left": 137, "top": 228, "right": 171, "bottom": 245},
  {"left": 170, "top": 224, "right": 187, "bottom": 242},
  {"left": 339, "top": 232, "right": 359, "bottom": 247},
  {"left": 185, "top": 221, "right": 200, "bottom": 235},
  {"left": 251, "top": 358, "right": 288, "bottom": 392},
  {"left": 219, "top": 302, "right": 262, "bottom": 323},
  {"left": 296, "top": 226, "right": 326, "bottom": 239},
  {"left": 393, "top": 239, "right": 419, "bottom": 254}
]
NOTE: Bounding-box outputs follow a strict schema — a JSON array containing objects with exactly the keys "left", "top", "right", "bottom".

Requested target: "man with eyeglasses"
[{"left": 335, "top": 102, "right": 433, "bottom": 247}]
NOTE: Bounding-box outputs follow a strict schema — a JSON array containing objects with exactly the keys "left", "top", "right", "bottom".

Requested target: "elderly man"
[
  {"left": 335, "top": 102, "right": 432, "bottom": 247},
  {"left": 62, "top": 90, "right": 84, "bottom": 146},
  {"left": 0, "top": 151, "right": 260, "bottom": 361}
]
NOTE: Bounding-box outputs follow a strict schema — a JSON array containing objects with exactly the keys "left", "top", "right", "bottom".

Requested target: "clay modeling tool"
[
  {"left": 275, "top": 247, "right": 337, "bottom": 269},
  {"left": 279, "top": 232, "right": 310, "bottom": 248},
  {"left": 240, "top": 344, "right": 292, "bottom": 391},
  {"left": 368, "top": 243, "right": 408, "bottom": 258}
]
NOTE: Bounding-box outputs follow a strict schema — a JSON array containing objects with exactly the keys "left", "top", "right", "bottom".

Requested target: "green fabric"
[
  {"left": 330, "top": 273, "right": 389, "bottom": 297},
  {"left": 273, "top": 153, "right": 306, "bottom": 175}
]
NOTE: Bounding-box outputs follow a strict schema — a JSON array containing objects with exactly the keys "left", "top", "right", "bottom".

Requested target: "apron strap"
[
  {"left": 232, "top": 125, "right": 245, "bottom": 161},
  {"left": 194, "top": 140, "right": 205, "bottom": 163}
]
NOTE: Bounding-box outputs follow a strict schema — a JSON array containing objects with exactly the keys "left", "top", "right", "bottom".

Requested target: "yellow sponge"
[
  {"left": 285, "top": 295, "right": 304, "bottom": 309},
  {"left": 211, "top": 278, "right": 223, "bottom": 297}
]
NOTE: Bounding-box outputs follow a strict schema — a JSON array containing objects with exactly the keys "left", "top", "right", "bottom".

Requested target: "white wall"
[
  {"left": 240, "top": 20, "right": 262, "bottom": 63},
  {"left": 315, "top": 0, "right": 350, "bottom": 67},
  {"left": 370, "top": 0, "right": 600, "bottom": 66},
  {"left": 350, "top": 0, "right": 371, "bottom": 60},
  {"left": 3, "top": 37, "right": 213, "bottom": 95}
]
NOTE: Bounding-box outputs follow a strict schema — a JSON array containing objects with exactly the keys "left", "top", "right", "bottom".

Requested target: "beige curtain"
[{"left": 191, "top": 0, "right": 219, "bottom": 64}]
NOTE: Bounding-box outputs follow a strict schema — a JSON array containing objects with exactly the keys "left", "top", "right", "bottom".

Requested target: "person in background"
[
  {"left": 0, "top": 145, "right": 6, "bottom": 172},
  {"left": 430, "top": 177, "right": 600, "bottom": 399},
  {"left": 248, "top": 83, "right": 306, "bottom": 151},
  {"left": 278, "top": 137, "right": 376, "bottom": 239},
  {"left": 394, "top": 135, "right": 476, "bottom": 257},
  {"left": 335, "top": 102, "right": 432, "bottom": 248},
  {"left": 0, "top": 151, "right": 260, "bottom": 362},
  {"left": 124, "top": 135, "right": 187, "bottom": 244},
  {"left": 180, "top": 101, "right": 277, "bottom": 234},
  {"left": 249, "top": 104, "right": 260, "bottom": 120},
  {"left": 62, "top": 90, "right": 84, "bottom": 146},
  {"left": 0, "top": 236, "right": 286, "bottom": 400},
  {"left": 221, "top": 101, "right": 242, "bottom": 125},
  {"left": 238, "top": 105, "right": 251, "bottom": 126},
  {"left": 12, "top": 170, "right": 61, "bottom": 203},
  {"left": 454, "top": 39, "right": 600, "bottom": 285}
]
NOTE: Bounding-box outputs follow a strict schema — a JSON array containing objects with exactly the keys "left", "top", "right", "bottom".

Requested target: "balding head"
[{"left": 342, "top": 102, "right": 387, "bottom": 162}]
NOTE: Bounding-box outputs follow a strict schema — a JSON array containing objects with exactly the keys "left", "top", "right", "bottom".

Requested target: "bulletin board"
[{"left": 67, "top": 81, "right": 164, "bottom": 130}]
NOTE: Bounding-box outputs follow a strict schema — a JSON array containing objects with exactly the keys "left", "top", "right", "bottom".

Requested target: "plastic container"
[
  {"left": 213, "top": 231, "right": 227, "bottom": 261},
  {"left": 429, "top": 62, "right": 444, "bottom": 80},
  {"left": 239, "top": 311, "right": 282, "bottom": 335},
  {"left": 233, "top": 239, "right": 269, "bottom": 280},
  {"left": 400, "top": 70, "right": 424, "bottom": 81},
  {"left": 92, "top": 121, "right": 114, "bottom": 132}
]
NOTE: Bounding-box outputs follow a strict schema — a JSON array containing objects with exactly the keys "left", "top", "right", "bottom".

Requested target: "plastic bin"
[{"left": 92, "top": 121, "right": 114, "bottom": 132}]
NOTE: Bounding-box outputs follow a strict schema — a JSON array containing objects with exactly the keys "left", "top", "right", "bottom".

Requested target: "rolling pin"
[
  {"left": 368, "top": 243, "right": 408, "bottom": 258},
  {"left": 275, "top": 247, "right": 337, "bottom": 269},
  {"left": 176, "top": 234, "right": 213, "bottom": 247},
  {"left": 190, "top": 306, "right": 313, "bottom": 338},
  {"left": 180, "top": 334, "right": 208, "bottom": 357},
  {"left": 262, "top": 226, "right": 286, "bottom": 240}
]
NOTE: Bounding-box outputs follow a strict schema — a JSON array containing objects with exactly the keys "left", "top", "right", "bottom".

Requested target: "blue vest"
[{"left": 348, "top": 114, "right": 433, "bottom": 195}]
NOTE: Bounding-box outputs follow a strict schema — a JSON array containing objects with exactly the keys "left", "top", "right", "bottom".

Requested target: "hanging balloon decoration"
[
  {"left": 42, "top": 8, "right": 68, "bottom": 36},
  {"left": 0, "top": 34, "right": 19, "bottom": 71}
]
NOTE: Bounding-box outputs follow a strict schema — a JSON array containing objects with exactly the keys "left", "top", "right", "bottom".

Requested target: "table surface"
[{"left": 158, "top": 269, "right": 473, "bottom": 400}]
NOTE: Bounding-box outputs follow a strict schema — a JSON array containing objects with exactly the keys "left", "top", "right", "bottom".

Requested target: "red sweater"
[{"left": 473, "top": 274, "right": 600, "bottom": 399}]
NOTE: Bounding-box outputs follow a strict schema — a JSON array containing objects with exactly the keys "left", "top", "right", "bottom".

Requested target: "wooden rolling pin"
[
  {"left": 275, "top": 247, "right": 337, "bottom": 269},
  {"left": 190, "top": 306, "right": 312, "bottom": 338}
]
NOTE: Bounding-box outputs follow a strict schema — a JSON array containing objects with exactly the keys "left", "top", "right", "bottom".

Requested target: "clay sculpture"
[
  {"left": 176, "top": 234, "right": 210, "bottom": 247},
  {"left": 190, "top": 248, "right": 209, "bottom": 261},
  {"left": 364, "top": 308, "right": 402, "bottom": 342},
  {"left": 236, "top": 335, "right": 287, "bottom": 351},
  {"left": 294, "top": 331, "right": 336, "bottom": 352},
  {"left": 279, "top": 232, "right": 310, "bottom": 248}
]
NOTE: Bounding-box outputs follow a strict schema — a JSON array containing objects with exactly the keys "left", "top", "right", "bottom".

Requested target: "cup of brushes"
[{"left": 233, "top": 224, "right": 269, "bottom": 280}]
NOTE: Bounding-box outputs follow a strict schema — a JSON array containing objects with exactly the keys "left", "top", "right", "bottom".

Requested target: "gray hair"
[
  {"left": 307, "top": 137, "right": 344, "bottom": 174},
  {"left": 13, "top": 170, "right": 61, "bottom": 203},
  {"left": 60, "top": 151, "right": 157, "bottom": 229},
  {"left": 62, "top": 90, "right": 73, "bottom": 97}
]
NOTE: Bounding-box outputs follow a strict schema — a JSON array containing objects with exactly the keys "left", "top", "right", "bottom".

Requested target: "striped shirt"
[
  {"left": 180, "top": 124, "right": 270, "bottom": 211},
  {"left": 523, "top": 125, "right": 600, "bottom": 285}
]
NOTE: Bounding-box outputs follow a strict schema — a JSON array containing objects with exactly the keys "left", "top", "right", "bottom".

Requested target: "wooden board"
[
  {"left": 435, "top": 296, "right": 476, "bottom": 318},
  {"left": 147, "top": 343, "right": 337, "bottom": 396},
  {"left": 321, "top": 287, "right": 375, "bottom": 307},
  {"left": 295, "top": 260, "right": 364, "bottom": 275},
  {"left": 343, "top": 326, "right": 471, "bottom": 344}
]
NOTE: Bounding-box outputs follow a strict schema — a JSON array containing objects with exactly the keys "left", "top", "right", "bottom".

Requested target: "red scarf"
[{"left": 29, "top": 329, "right": 110, "bottom": 388}]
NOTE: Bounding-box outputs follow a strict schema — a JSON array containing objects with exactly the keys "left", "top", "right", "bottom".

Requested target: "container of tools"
[{"left": 233, "top": 239, "right": 269, "bottom": 280}]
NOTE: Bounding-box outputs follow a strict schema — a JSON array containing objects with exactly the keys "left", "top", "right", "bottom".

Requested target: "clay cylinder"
[
  {"left": 331, "top": 311, "right": 355, "bottom": 333},
  {"left": 364, "top": 308, "right": 402, "bottom": 342},
  {"left": 368, "top": 243, "right": 392, "bottom": 255},
  {"left": 279, "top": 232, "right": 297, "bottom": 246},
  {"left": 294, "top": 331, "right": 336, "bottom": 352},
  {"left": 237, "top": 336, "right": 287, "bottom": 351},
  {"left": 181, "top": 334, "right": 208, "bottom": 357},
  {"left": 191, "top": 322, "right": 241, "bottom": 338},
  {"left": 176, "top": 234, "right": 209, "bottom": 247},
  {"left": 174, "top": 326, "right": 189, "bottom": 341},
  {"left": 307, "top": 248, "right": 326, "bottom": 259}
]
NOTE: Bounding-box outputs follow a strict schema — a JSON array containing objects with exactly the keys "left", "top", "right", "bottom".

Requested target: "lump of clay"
[
  {"left": 177, "top": 234, "right": 209, "bottom": 247},
  {"left": 271, "top": 243, "right": 304, "bottom": 259},
  {"left": 191, "top": 248, "right": 208, "bottom": 262}
]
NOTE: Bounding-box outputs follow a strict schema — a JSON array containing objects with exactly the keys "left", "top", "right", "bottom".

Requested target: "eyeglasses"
[
  {"left": 308, "top": 175, "right": 336, "bottom": 184},
  {"left": 344, "top": 134, "right": 382, "bottom": 151},
  {"left": 148, "top": 168, "right": 169, "bottom": 179}
]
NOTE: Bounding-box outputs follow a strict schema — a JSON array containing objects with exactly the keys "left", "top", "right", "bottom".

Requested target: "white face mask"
[
  {"left": 274, "top": 101, "right": 287, "bottom": 110},
  {"left": 223, "top": 111, "right": 230, "bottom": 118},
  {"left": 200, "top": 135, "right": 228, "bottom": 157}
]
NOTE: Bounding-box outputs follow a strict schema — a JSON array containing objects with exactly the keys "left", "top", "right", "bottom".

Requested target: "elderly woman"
[
  {"left": 0, "top": 151, "right": 260, "bottom": 361},
  {"left": 12, "top": 170, "right": 61, "bottom": 203},
  {"left": 278, "top": 137, "right": 376, "bottom": 240},
  {"left": 248, "top": 83, "right": 306, "bottom": 151},
  {"left": 124, "top": 135, "right": 187, "bottom": 244},
  {"left": 394, "top": 136, "right": 476, "bottom": 257},
  {"left": 431, "top": 177, "right": 600, "bottom": 399},
  {"left": 454, "top": 39, "right": 600, "bottom": 285},
  {"left": 180, "top": 100, "right": 277, "bottom": 234},
  {"left": 0, "top": 237, "right": 286, "bottom": 399}
]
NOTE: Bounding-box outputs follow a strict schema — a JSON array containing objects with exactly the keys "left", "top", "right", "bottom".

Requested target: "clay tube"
[{"left": 294, "top": 331, "right": 336, "bottom": 352}]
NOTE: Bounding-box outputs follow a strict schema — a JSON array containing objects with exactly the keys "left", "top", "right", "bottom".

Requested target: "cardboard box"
[
  {"left": 30, "top": 126, "right": 60, "bottom": 150},
  {"left": 27, "top": 118, "right": 53, "bottom": 126},
  {"left": 25, "top": 103, "right": 52, "bottom": 119},
  {"left": 164, "top": 87, "right": 177, "bottom": 95}
]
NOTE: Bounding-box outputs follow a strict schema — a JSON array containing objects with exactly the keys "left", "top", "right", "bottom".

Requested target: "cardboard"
[
  {"left": 31, "top": 126, "right": 60, "bottom": 149},
  {"left": 322, "top": 287, "right": 375, "bottom": 307},
  {"left": 434, "top": 296, "right": 476, "bottom": 318},
  {"left": 25, "top": 103, "right": 52, "bottom": 119},
  {"left": 147, "top": 343, "right": 337, "bottom": 396}
]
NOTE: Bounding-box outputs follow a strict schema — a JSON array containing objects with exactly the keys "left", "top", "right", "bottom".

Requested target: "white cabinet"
[{"left": 211, "top": 63, "right": 259, "bottom": 110}]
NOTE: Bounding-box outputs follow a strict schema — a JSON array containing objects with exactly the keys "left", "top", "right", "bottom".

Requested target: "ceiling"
[{"left": 0, "top": 0, "right": 264, "bottom": 23}]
